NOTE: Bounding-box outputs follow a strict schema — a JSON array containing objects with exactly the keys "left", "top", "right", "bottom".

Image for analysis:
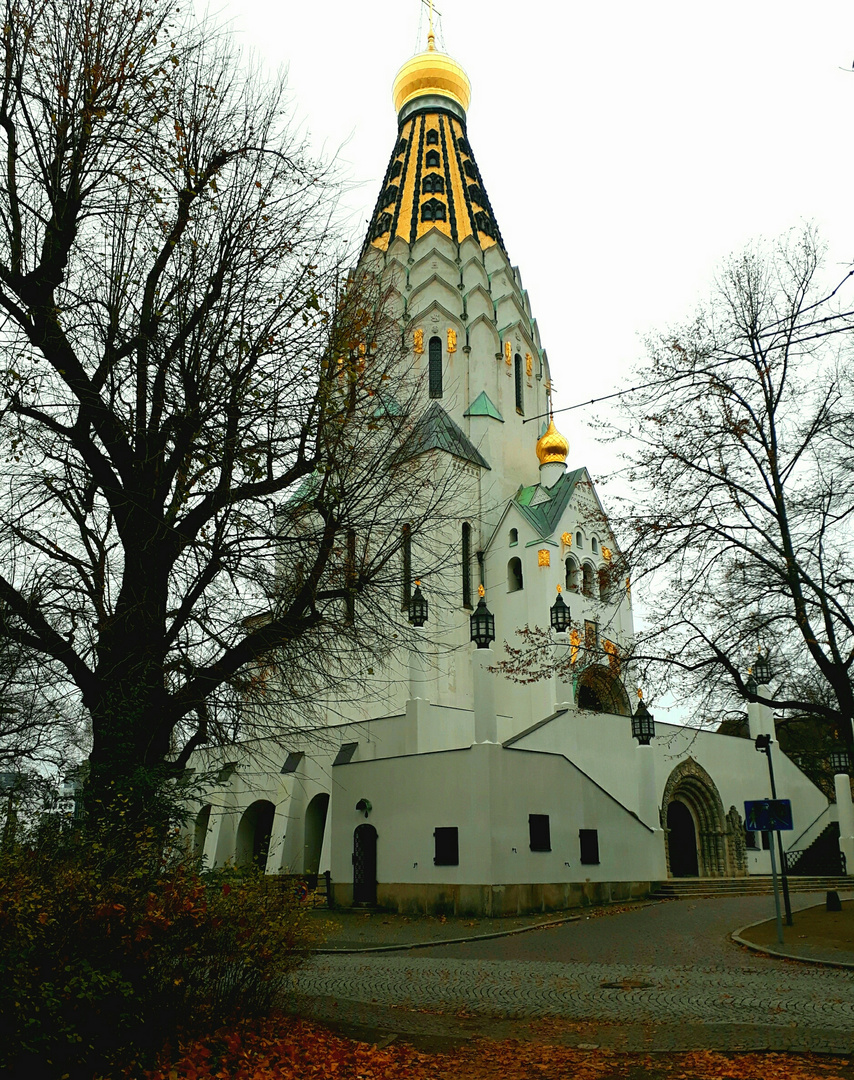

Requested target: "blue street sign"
[{"left": 744, "top": 799, "right": 793, "bottom": 832}]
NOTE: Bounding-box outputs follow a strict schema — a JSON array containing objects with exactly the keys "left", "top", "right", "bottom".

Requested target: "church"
[{"left": 188, "top": 30, "right": 850, "bottom": 914}]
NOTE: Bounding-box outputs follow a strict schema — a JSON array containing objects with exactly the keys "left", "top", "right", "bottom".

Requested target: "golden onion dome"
[
  {"left": 536, "top": 418, "right": 569, "bottom": 465},
  {"left": 392, "top": 34, "right": 471, "bottom": 115}
]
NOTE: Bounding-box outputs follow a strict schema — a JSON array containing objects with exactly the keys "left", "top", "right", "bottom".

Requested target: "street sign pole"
[{"left": 766, "top": 826, "right": 784, "bottom": 946}]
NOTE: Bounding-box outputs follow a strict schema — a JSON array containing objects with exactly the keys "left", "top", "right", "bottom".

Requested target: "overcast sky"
[{"left": 226, "top": 0, "right": 854, "bottom": 477}]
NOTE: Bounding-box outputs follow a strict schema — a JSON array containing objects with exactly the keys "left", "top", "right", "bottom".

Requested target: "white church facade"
[{"left": 188, "top": 34, "right": 851, "bottom": 915}]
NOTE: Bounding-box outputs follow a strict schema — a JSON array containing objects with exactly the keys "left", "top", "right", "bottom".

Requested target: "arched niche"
[
  {"left": 235, "top": 799, "right": 276, "bottom": 871},
  {"left": 194, "top": 804, "right": 212, "bottom": 861},
  {"left": 304, "top": 792, "right": 330, "bottom": 876}
]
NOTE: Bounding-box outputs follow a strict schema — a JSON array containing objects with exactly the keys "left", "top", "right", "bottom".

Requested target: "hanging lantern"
[
  {"left": 408, "top": 581, "right": 428, "bottom": 627},
  {"left": 830, "top": 746, "right": 851, "bottom": 775},
  {"left": 631, "top": 696, "right": 655, "bottom": 745},
  {"left": 470, "top": 585, "right": 495, "bottom": 649},
  {"left": 754, "top": 647, "right": 772, "bottom": 685},
  {"left": 550, "top": 586, "right": 570, "bottom": 633}
]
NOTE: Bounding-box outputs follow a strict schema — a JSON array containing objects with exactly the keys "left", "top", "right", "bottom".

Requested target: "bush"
[{"left": 0, "top": 820, "right": 315, "bottom": 1078}]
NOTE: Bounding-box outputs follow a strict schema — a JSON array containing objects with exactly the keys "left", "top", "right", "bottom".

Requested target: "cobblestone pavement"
[{"left": 289, "top": 892, "right": 854, "bottom": 1052}]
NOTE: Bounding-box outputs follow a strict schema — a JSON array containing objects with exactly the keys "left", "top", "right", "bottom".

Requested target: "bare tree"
[
  {"left": 0, "top": 0, "right": 455, "bottom": 826},
  {"left": 601, "top": 227, "right": 854, "bottom": 748}
]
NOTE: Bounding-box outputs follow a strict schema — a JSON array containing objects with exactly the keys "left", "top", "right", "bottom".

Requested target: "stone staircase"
[{"left": 650, "top": 875, "right": 853, "bottom": 900}]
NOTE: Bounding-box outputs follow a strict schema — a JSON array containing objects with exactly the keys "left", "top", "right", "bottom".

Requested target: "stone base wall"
[{"left": 331, "top": 879, "right": 657, "bottom": 916}]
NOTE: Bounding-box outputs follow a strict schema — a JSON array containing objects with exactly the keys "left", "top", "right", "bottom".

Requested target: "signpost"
[{"left": 744, "top": 798, "right": 793, "bottom": 945}]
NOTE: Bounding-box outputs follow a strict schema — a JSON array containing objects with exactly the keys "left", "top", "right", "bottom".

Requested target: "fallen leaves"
[{"left": 131, "top": 1016, "right": 854, "bottom": 1080}]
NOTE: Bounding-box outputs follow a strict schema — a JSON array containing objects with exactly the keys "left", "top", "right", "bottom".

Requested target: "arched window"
[
  {"left": 457, "top": 137, "right": 471, "bottom": 154},
  {"left": 514, "top": 353, "right": 524, "bottom": 414},
  {"left": 508, "top": 557, "right": 523, "bottom": 592},
  {"left": 591, "top": 536, "right": 599, "bottom": 555},
  {"left": 421, "top": 199, "right": 446, "bottom": 222},
  {"left": 425, "top": 149, "right": 440, "bottom": 168},
  {"left": 426, "top": 128, "right": 439, "bottom": 145},
  {"left": 463, "top": 159, "right": 477, "bottom": 178},
  {"left": 402, "top": 523, "right": 412, "bottom": 607},
  {"left": 462, "top": 522, "right": 472, "bottom": 608},
  {"left": 582, "top": 562, "right": 595, "bottom": 597},
  {"left": 468, "top": 185, "right": 485, "bottom": 206},
  {"left": 371, "top": 213, "right": 392, "bottom": 239},
  {"left": 565, "top": 557, "right": 579, "bottom": 592},
  {"left": 428, "top": 336, "right": 442, "bottom": 398},
  {"left": 598, "top": 566, "right": 612, "bottom": 603},
  {"left": 474, "top": 211, "right": 495, "bottom": 238},
  {"left": 576, "top": 531, "right": 583, "bottom": 549},
  {"left": 509, "top": 528, "right": 518, "bottom": 546},
  {"left": 422, "top": 174, "right": 445, "bottom": 194},
  {"left": 381, "top": 184, "right": 398, "bottom": 207}
]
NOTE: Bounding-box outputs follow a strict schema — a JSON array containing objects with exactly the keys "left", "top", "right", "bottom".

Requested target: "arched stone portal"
[
  {"left": 575, "top": 664, "right": 631, "bottom": 716},
  {"left": 235, "top": 799, "right": 275, "bottom": 870},
  {"left": 660, "top": 759, "right": 747, "bottom": 878}
]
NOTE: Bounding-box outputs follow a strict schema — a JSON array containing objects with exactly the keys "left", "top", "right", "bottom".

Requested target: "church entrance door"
[
  {"left": 352, "top": 824, "right": 378, "bottom": 906},
  {"left": 667, "top": 800, "right": 699, "bottom": 877}
]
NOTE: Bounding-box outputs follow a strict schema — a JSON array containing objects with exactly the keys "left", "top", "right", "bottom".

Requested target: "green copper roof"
[
  {"left": 396, "top": 402, "right": 491, "bottom": 470},
  {"left": 463, "top": 391, "right": 504, "bottom": 422},
  {"left": 513, "top": 468, "right": 584, "bottom": 537}
]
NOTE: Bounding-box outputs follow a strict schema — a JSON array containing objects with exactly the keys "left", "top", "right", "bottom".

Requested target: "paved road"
[{"left": 289, "top": 893, "right": 854, "bottom": 1052}]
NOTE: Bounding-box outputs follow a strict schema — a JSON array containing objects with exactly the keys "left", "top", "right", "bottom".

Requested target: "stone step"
[{"left": 650, "top": 875, "right": 853, "bottom": 899}]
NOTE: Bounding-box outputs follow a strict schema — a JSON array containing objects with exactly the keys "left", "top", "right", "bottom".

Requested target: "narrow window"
[
  {"left": 426, "top": 128, "right": 439, "bottom": 145},
  {"left": 402, "top": 523, "right": 412, "bottom": 607},
  {"left": 514, "top": 353, "right": 524, "bottom": 414},
  {"left": 463, "top": 159, "right": 476, "bottom": 178},
  {"left": 462, "top": 522, "right": 473, "bottom": 609},
  {"left": 381, "top": 184, "right": 398, "bottom": 208},
  {"left": 422, "top": 175, "right": 444, "bottom": 194},
  {"left": 579, "top": 829, "right": 600, "bottom": 865},
  {"left": 576, "top": 531, "right": 583, "bottom": 549},
  {"left": 565, "top": 557, "right": 579, "bottom": 591},
  {"left": 591, "top": 536, "right": 599, "bottom": 555},
  {"left": 582, "top": 563, "right": 594, "bottom": 596},
  {"left": 745, "top": 829, "right": 758, "bottom": 850},
  {"left": 457, "top": 137, "right": 471, "bottom": 154},
  {"left": 509, "top": 528, "right": 518, "bottom": 547},
  {"left": 508, "top": 556, "right": 523, "bottom": 592},
  {"left": 584, "top": 619, "right": 598, "bottom": 655},
  {"left": 468, "top": 185, "right": 485, "bottom": 206},
  {"left": 396, "top": 138, "right": 407, "bottom": 155},
  {"left": 434, "top": 826, "right": 459, "bottom": 865},
  {"left": 529, "top": 814, "right": 551, "bottom": 852},
  {"left": 428, "top": 336, "right": 443, "bottom": 398},
  {"left": 761, "top": 831, "right": 771, "bottom": 850},
  {"left": 425, "top": 149, "right": 440, "bottom": 168},
  {"left": 390, "top": 161, "right": 402, "bottom": 179},
  {"left": 598, "top": 566, "right": 612, "bottom": 603}
]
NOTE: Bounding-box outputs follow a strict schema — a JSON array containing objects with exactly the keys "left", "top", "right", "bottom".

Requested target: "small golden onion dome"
[
  {"left": 392, "top": 36, "right": 471, "bottom": 114},
  {"left": 536, "top": 418, "right": 569, "bottom": 465}
]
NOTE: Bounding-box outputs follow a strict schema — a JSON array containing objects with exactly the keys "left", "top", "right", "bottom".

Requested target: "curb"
[
  {"left": 732, "top": 898, "right": 854, "bottom": 971},
  {"left": 311, "top": 900, "right": 662, "bottom": 954},
  {"left": 312, "top": 912, "right": 582, "bottom": 953}
]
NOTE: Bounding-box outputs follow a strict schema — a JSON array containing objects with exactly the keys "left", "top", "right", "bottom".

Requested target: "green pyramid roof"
[
  {"left": 395, "top": 402, "right": 490, "bottom": 470},
  {"left": 463, "top": 391, "right": 504, "bottom": 422}
]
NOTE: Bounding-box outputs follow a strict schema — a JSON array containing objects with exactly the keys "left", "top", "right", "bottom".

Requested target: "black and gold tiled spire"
[{"left": 366, "top": 34, "right": 505, "bottom": 255}]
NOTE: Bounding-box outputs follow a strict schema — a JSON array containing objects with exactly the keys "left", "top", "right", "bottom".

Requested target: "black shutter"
[
  {"left": 579, "top": 828, "right": 600, "bottom": 865},
  {"left": 529, "top": 814, "right": 551, "bottom": 852},
  {"left": 433, "top": 826, "right": 459, "bottom": 865}
]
